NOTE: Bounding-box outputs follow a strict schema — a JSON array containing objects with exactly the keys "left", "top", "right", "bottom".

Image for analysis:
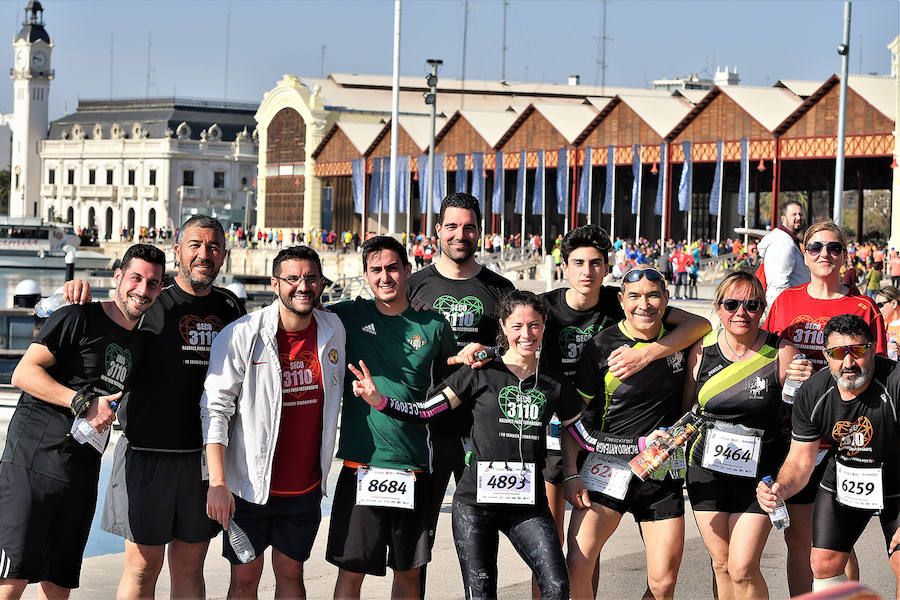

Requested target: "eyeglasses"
[
  {"left": 805, "top": 241, "right": 845, "bottom": 257},
  {"left": 274, "top": 274, "right": 323, "bottom": 286},
  {"left": 823, "top": 343, "right": 871, "bottom": 360},
  {"left": 720, "top": 298, "right": 763, "bottom": 313},
  {"left": 622, "top": 268, "right": 665, "bottom": 284}
]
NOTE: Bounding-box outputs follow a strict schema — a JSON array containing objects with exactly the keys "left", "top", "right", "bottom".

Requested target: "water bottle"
[
  {"left": 762, "top": 475, "right": 790, "bottom": 530},
  {"left": 226, "top": 520, "right": 256, "bottom": 563},
  {"left": 889, "top": 334, "right": 898, "bottom": 361},
  {"left": 781, "top": 353, "right": 806, "bottom": 404},
  {"left": 34, "top": 293, "right": 72, "bottom": 318}
]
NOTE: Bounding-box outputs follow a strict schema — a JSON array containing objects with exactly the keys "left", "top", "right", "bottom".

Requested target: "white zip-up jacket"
[{"left": 200, "top": 301, "right": 346, "bottom": 504}]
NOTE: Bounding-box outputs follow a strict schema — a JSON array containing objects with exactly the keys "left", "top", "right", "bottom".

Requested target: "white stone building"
[{"left": 40, "top": 97, "right": 258, "bottom": 239}]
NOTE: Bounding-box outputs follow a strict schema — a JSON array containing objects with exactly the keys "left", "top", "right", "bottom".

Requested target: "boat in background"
[{"left": 0, "top": 217, "right": 112, "bottom": 270}]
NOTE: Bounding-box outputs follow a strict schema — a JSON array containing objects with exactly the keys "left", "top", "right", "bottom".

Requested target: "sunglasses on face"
[
  {"left": 805, "top": 241, "right": 845, "bottom": 257},
  {"left": 823, "top": 343, "right": 871, "bottom": 360},
  {"left": 876, "top": 301, "right": 886, "bottom": 309},
  {"left": 720, "top": 298, "right": 763, "bottom": 313},
  {"left": 623, "top": 268, "right": 664, "bottom": 284}
]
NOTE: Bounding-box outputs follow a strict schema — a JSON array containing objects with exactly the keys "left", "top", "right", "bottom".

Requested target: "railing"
[
  {"left": 120, "top": 186, "right": 136, "bottom": 199},
  {"left": 141, "top": 186, "right": 158, "bottom": 199},
  {"left": 40, "top": 184, "right": 56, "bottom": 196},
  {"left": 322, "top": 275, "right": 373, "bottom": 305}
]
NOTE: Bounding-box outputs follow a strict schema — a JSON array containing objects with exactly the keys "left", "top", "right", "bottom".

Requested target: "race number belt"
[
  {"left": 836, "top": 462, "right": 883, "bottom": 510},
  {"left": 579, "top": 453, "right": 632, "bottom": 500},
  {"left": 701, "top": 422, "right": 763, "bottom": 478},
  {"left": 546, "top": 417, "right": 562, "bottom": 452},
  {"left": 476, "top": 461, "right": 535, "bottom": 505},
  {"left": 356, "top": 466, "right": 415, "bottom": 510}
]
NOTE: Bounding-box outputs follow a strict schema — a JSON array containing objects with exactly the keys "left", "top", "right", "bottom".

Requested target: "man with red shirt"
[
  {"left": 670, "top": 245, "right": 694, "bottom": 300},
  {"left": 201, "top": 246, "right": 346, "bottom": 598}
]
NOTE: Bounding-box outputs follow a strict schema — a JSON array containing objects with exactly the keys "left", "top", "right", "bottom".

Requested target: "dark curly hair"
[{"left": 495, "top": 290, "right": 548, "bottom": 349}]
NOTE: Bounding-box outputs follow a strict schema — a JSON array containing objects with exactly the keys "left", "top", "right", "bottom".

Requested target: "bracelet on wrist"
[
  {"left": 70, "top": 386, "right": 97, "bottom": 418},
  {"left": 563, "top": 473, "right": 580, "bottom": 483}
]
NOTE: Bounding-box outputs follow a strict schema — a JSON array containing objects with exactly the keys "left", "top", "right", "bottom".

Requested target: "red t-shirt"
[
  {"left": 671, "top": 252, "right": 693, "bottom": 273},
  {"left": 270, "top": 322, "right": 324, "bottom": 496},
  {"left": 764, "top": 284, "right": 887, "bottom": 370}
]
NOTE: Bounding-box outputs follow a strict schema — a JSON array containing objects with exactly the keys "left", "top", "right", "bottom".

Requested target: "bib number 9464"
[
  {"left": 476, "top": 461, "right": 535, "bottom": 505},
  {"left": 356, "top": 467, "right": 415, "bottom": 510}
]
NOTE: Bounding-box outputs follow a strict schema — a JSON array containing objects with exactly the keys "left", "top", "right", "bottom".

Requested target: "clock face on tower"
[
  {"left": 31, "top": 51, "right": 46, "bottom": 70},
  {"left": 14, "top": 50, "right": 26, "bottom": 69}
]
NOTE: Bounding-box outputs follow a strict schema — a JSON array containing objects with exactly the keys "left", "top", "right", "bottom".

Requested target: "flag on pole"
[
  {"left": 602, "top": 146, "right": 614, "bottom": 214},
  {"left": 417, "top": 155, "right": 429, "bottom": 213},
  {"left": 532, "top": 150, "right": 544, "bottom": 216},
  {"left": 351, "top": 158, "right": 365, "bottom": 214},
  {"left": 432, "top": 154, "right": 445, "bottom": 213},
  {"left": 738, "top": 138, "right": 749, "bottom": 216},
  {"left": 368, "top": 157, "right": 382, "bottom": 213},
  {"left": 577, "top": 147, "right": 592, "bottom": 214},
  {"left": 456, "top": 154, "right": 467, "bottom": 193},
  {"left": 514, "top": 150, "right": 526, "bottom": 214},
  {"left": 654, "top": 142, "right": 667, "bottom": 216},
  {"left": 556, "top": 148, "right": 568, "bottom": 214},
  {"left": 678, "top": 142, "right": 692, "bottom": 211},
  {"left": 492, "top": 152, "right": 504, "bottom": 213},
  {"left": 397, "top": 156, "right": 409, "bottom": 213},
  {"left": 631, "top": 145, "right": 642, "bottom": 215},
  {"left": 709, "top": 140, "right": 724, "bottom": 216},
  {"left": 471, "top": 152, "right": 484, "bottom": 210},
  {"left": 380, "top": 157, "right": 390, "bottom": 212}
]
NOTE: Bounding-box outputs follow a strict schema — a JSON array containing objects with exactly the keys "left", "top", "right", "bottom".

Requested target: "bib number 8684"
[{"left": 367, "top": 479, "right": 408, "bottom": 494}]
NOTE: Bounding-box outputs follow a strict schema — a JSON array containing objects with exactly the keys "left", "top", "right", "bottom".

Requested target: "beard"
[
  {"left": 279, "top": 288, "right": 318, "bottom": 317},
  {"left": 179, "top": 260, "right": 217, "bottom": 292},
  {"left": 831, "top": 362, "right": 873, "bottom": 391},
  {"left": 445, "top": 241, "right": 476, "bottom": 264}
]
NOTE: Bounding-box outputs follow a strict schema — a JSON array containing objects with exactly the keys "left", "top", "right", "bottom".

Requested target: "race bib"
[
  {"left": 201, "top": 450, "right": 209, "bottom": 481},
  {"left": 546, "top": 417, "right": 562, "bottom": 452},
  {"left": 356, "top": 467, "right": 415, "bottom": 510},
  {"left": 701, "top": 426, "right": 762, "bottom": 478},
  {"left": 836, "top": 462, "right": 883, "bottom": 510},
  {"left": 70, "top": 418, "right": 110, "bottom": 454},
  {"left": 579, "top": 453, "right": 632, "bottom": 500},
  {"left": 476, "top": 461, "right": 535, "bottom": 505}
]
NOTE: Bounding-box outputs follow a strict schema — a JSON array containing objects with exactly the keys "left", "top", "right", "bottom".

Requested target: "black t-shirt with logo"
[
  {"left": 408, "top": 264, "right": 515, "bottom": 438},
  {"left": 1, "top": 303, "right": 147, "bottom": 485},
  {"left": 540, "top": 286, "right": 623, "bottom": 378},
  {"left": 441, "top": 360, "right": 582, "bottom": 506},
  {"left": 119, "top": 279, "right": 244, "bottom": 451},
  {"left": 792, "top": 355, "right": 900, "bottom": 498},
  {"left": 575, "top": 321, "right": 686, "bottom": 436}
]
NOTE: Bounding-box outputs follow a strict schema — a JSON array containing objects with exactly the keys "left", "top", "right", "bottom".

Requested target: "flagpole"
[
  {"left": 635, "top": 146, "right": 642, "bottom": 242},
  {"left": 521, "top": 153, "right": 527, "bottom": 260},
  {"left": 610, "top": 159, "right": 616, "bottom": 243},
  {"left": 660, "top": 142, "right": 668, "bottom": 245},
  {"left": 541, "top": 156, "right": 546, "bottom": 258},
  {"left": 586, "top": 150, "right": 592, "bottom": 225}
]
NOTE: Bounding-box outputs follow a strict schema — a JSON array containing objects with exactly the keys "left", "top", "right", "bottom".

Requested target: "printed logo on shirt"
[
  {"left": 832, "top": 416, "right": 874, "bottom": 456},
  {"left": 432, "top": 294, "right": 485, "bottom": 336},
  {"left": 747, "top": 376, "right": 766, "bottom": 400},
  {"left": 407, "top": 334, "right": 426, "bottom": 351},
  {"left": 178, "top": 314, "right": 225, "bottom": 359},
  {"left": 101, "top": 343, "right": 133, "bottom": 391},
  {"left": 558, "top": 325, "right": 598, "bottom": 361},
  {"left": 666, "top": 351, "right": 685, "bottom": 373},
  {"left": 281, "top": 350, "right": 322, "bottom": 398},
  {"left": 327, "top": 348, "right": 339, "bottom": 364},
  {"left": 497, "top": 385, "right": 547, "bottom": 433},
  {"left": 786, "top": 317, "right": 828, "bottom": 365},
  {"left": 362, "top": 323, "right": 377, "bottom": 335}
]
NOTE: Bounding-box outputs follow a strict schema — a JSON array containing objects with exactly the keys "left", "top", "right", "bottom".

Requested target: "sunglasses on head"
[
  {"left": 623, "top": 268, "right": 664, "bottom": 284},
  {"left": 823, "top": 343, "right": 871, "bottom": 360},
  {"left": 720, "top": 298, "right": 763, "bottom": 313},
  {"left": 805, "top": 241, "right": 845, "bottom": 257}
]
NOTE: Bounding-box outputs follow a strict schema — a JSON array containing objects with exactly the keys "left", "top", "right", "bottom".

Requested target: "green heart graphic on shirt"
[
  {"left": 432, "top": 295, "right": 485, "bottom": 334},
  {"left": 558, "top": 325, "right": 598, "bottom": 358},
  {"left": 498, "top": 385, "right": 547, "bottom": 432},
  {"left": 104, "top": 343, "right": 133, "bottom": 390}
]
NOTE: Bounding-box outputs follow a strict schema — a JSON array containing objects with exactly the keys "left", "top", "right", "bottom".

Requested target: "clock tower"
[{"left": 8, "top": 1, "right": 52, "bottom": 217}]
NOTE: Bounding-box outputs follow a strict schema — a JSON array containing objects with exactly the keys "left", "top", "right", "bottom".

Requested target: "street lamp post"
[{"left": 424, "top": 59, "right": 442, "bottom": 238}]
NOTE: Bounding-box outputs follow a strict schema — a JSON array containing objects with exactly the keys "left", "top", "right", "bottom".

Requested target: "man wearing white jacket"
[
  {"left": 758, "top": 199, "right": 810, "bottom": 319},
  {"left": 201, "top": 246, "right": 346, "bottom": 599}
]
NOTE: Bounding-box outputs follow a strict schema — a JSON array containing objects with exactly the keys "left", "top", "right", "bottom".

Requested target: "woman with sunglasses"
[
  {"left": 875, "top": 285, "right": 900, "bottom": 360},
  {"left": 764, "top": 220, "right": 886, "bottom": 596},
  {"left": 682, "top": 271, "right": 806, "bottom": 599}
]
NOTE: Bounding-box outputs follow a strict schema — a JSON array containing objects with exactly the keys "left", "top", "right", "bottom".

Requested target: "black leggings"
[{"left": 451, "top": 499, "right": 569, "bottom": 600}]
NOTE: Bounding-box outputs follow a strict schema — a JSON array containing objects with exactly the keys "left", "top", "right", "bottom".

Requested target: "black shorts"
[
  {"left": 100, "top": 437, "right": 220, "bottom": 545},
  {"left": 0, "top": 462, "right": 97, "bottom": 589},
  {"left": 325, "top": 466, "right": 433, "bottom": 575},
  {"left": 812, "top": 488, "right": 900, "bottom": 554},
  {"left": 542, "top": 452, "right": 564, "bottom": 486},
  {"left": 224, "top": 492, "right": 322, "bottom": 565},
  {"left": 685, "top": 466, "right": 766, "bottom": 515},
  {"left": 588, "top": 475, "right": 685, "bottom": 522}
]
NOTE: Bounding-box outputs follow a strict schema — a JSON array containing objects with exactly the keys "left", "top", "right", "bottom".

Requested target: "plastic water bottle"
[
  {"left": 34, "top": 293, "right": 72, "bottom": 318},
  {"left": 762, "top": 475, "right": 790, "bottom": 530},
  {"left": 781, "top": 353, "right": 806, "bottom": 404},
  {"left": 226, "top": 520, "right": 256, "bottom": 563}
]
